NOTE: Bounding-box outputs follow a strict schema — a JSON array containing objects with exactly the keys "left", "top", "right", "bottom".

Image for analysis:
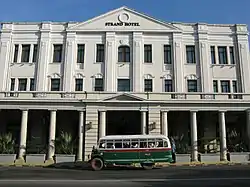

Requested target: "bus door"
[{"left": 139, "top": 139, "right": 154, "bottom": 163}]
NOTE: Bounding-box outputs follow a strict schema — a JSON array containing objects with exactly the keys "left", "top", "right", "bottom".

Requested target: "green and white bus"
[{"left": 90, "top": 134, "right": 173, "bottom": 171}]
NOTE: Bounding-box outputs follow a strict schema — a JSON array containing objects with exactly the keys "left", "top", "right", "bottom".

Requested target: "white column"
[
  {"left": 77, "top": 111, "right": 84, "bottom": 161},
  {"left": 190, "top": 110, "right": 198, "bottom": 162},
  {"left": 141, "top": 111, "right": 147, "bottom": 134},
  {"left": 99, "top": 111, "right": 106, "bottom": 138},
  {"left": 219, "top": 111, "right": 227, "bottom": 161},
  {"left": 36, "top": 23, "right": 51, "bottom": 91},
  {"left": 133, "top": 32, "right": 143, "bottom": 92},
  {"left": 18, "top": 110, "right": 28, "bottom": 159},
  {"left": 246, "top": 110, "right": 250, "bottom": 151},
  {"left": 47, "top": 110, "right": 57, "bottom": 160},
  {"left": 173, "top": 33, "right": 184, "bottom": 92},
  {"left": 161, "top": 111, "right": 168, "bottom": 136},
  {"left": 105, "top": 32, "right": 116, "bottom": 92},
  {"left": 63, "top": 32, "right": 76, "bottom": 92}
]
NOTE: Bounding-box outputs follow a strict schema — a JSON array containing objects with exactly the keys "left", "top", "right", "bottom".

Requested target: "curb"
[{"left": 0, "top": 162, "right": 249, "bottom": 168}]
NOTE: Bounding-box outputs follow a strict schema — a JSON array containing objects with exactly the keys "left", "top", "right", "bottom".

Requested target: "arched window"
[{"left": 118, "top": 46, "right": 130, "bottom": 62}]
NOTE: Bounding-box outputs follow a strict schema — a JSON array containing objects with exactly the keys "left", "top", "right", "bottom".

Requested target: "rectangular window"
[
  {"left": 210, "top": 46, "right": 216, "bottom": 64},
  {"left": 13, "top": 44, "right": 19, "bottom": 62},
  {"left": 75, "top": 78, "right": 83, "bottom": 91},
  {"left": 218, "top": 46, "right": 228, "bottom": 64},
  {"left": 144, "top": 44, "right": 152, "bottom": 63},
  {"left": 213, "top": 80, "right": 218, "bottom": 92},
  {"left": 230, "top": 46, "right": 235, "bottom": 64},
  {"left": 30, "top": 78, "right": 35, "bottom": 91},
  {"left": 117, "top": 79, "right": 130, "bottom": 92},
  {"left": 77, "top": 44, "right": 85, "bottom": 63},
  {"left": 118, "top": 46, "right": 130, "bottom": 62},
  {"left": 32, "top": 44, "right": 38, "bottom": 63},
  {"left": 144, "top": 79, "right": 153, "bottom": 92},
  {"left": 96, "top": 44, "right": 105, "bottom": 62},
  {"left": 164, "top": 45, "right": 172, "bottom": 64},
  {"left": 164, "top": 79, "right": 172, "bottom": 92},
  {"left": 51, "top": 78, "right": 60, "bottom": 91},
  {"left": 232, "top": 80, "right": 237, "bottom": 93},
  {"left": 18, "top": 78, "right": 27, "bottom": 91},
  {"left": 220, "top": 80, "right": 230, "bottom": 93},
  {"left": 10, "top": 78, "right": 15, "bottom": 91},
  {"left": 21, "top": 44, "right": 30, "bottom": 62},
  {"left": 94, "top": 78, "right": 104, "bottom": 91},
  {"left": 187, "top": 80, "right": 197, "bottom": 92},
  {"left": 53, "top": 44, "right": 63, "bottom": 62},
  {"left": 186, "top": 45, "right": 196, "bottom": 64}
]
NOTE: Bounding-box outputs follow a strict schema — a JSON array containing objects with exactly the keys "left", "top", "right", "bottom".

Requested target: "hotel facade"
[{"left": 0, "top": 6, "right": 250, "bottom": 163}]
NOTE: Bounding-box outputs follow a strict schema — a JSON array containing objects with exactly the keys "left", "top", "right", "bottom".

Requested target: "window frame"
[
  {"left": 50, "top": 78, "right": 61, "bottom": 91},
  {"left": 96, "top": 44, "right": 105, "bottom": 63},
  {"left": 118, "top": 45, "right": 130, "bottom": 62},
  {"left": 144, "top": 79, "right": 153, "bottom": 92},
  {"left": 144, "top": 44, "right": 152, "bottom": 63},
  {"left": 187, "top": 80, "right": 198, "bottom": 92},
  {"left": 18, "top": 78, "right": 27, "bottom": 91},
  {"left": 117, "top": 79, "right": 131, "bottom": 92},
  {"left": 186, "top": 45, "right": 196, "bottom": 64},
  {"left": 94, "top": 78, "right": 104, "bottom": 91},
  {"left": 53, "top": 44, "right": 63, "bottom": 63}
]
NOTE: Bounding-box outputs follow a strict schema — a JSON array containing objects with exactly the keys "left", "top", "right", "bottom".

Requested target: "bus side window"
[
  {"left": 148, "top": 139, "right": 156, "bottom": 148},
  {"left": 139, "top": 139, "right": 147, "bottom": 148},
  {"left": 123, "top": 140, "right": 131, "bottom": 148},
  {"left": 115, "top": 140, "right": 122, "bottom": 149},
  {"left": 99, "top": 140, "right": 105, "bottom": 148},
  {"left": 163, "top": 140, "right": 168, "bottom": 147},
  {"left": 131, "top": 139, "right": 139, "bottom": 148},
  {"left": 107, "top": 140, "right": 114, "bottom": 149},
  {"left": 156, "top": 139, "right": 163, "bottom": 147}
]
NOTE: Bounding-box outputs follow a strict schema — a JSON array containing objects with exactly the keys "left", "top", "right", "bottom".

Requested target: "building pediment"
[
  {"left": 101, "top": 93, "right": 146, "bottom": 101},
  {"left": 67, "top": 6, "right": 182, "bottom": 32}
]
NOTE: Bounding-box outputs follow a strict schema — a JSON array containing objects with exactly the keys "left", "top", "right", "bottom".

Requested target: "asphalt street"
[{"left": 0, "top": 165, "right": 249, "bottom": 186}]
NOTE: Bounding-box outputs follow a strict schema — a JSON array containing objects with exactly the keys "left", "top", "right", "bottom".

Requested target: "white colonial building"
[{"left": 0, "top": 6, "right": 250, "bottom": 164}]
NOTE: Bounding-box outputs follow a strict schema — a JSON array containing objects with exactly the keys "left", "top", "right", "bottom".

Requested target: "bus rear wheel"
[
  {"left": 141, "top": 163, "right": 154, "bottom": 170},
  {"left": 91, "top": 157, "right": 104, "bottom": 171}
]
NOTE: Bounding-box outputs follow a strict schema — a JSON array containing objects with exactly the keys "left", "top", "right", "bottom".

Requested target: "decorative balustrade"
[{"left": 0, "top": 91, "right": 248, "bottom": 102}]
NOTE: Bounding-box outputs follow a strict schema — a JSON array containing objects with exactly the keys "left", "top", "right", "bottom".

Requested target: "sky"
[{"left": 0, "top": 0, "right": 249, "bottom": 26}]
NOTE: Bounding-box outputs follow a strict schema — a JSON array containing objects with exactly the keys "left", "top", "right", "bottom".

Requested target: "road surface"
[{"left": 0, "top": 165, "right": 249, "bottom": 186}]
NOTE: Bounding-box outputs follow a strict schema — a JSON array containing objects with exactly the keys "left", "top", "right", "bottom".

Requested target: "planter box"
[
  {"left": 0, "top": 154, "right": 16, "bottom": 164},
  {"left": 200, "top": 153, "right": 220, "bottom": 162},
  {"left": 26, "top": 154, "right": 46, "bottom": 164},
  {"left": 55, "top": 154, "right": 76, "bottom": 163},
  {"left": 229, "top": 152, "right": 250, "bottom": 162},
  {"left": 176, "top": 154, "right": 191, "bottom": 163}
]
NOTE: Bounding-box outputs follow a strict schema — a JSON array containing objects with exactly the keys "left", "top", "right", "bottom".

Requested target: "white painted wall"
[{"left": 0, "top": 7, "right": 249, "bottom": 95}]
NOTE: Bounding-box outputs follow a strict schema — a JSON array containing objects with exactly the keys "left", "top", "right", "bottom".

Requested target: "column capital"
[
  {"left": 77, "top": 109, "right": 86, "bottom": 112},
  {"left": 20, "top": 108, "right": 29, "bottom": 111},
  {"left": 190, "top": 110, "right": 198, "bottom": 113},
  {"left": 98, "top": 109, "right": 107, "bottom": 112},
  {"left": 48, "top": 109, "right": 57, "bottom": 112},
  {"left": 140, "top": 109, "right": 148, "bottom": 112},
  {"left": 218, "top": 110, "right": 227, "bottom": 113},
  {"left": 161, "top": 110, "right": 169, "bottom": 113},
  {"left": 246, "top": 109, "right": 250, "bottom": 113}
]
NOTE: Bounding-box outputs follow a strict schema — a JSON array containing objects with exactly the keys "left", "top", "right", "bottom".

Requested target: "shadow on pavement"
[{"left": 44, "top": 161, "right": 158, "bottom": 171}]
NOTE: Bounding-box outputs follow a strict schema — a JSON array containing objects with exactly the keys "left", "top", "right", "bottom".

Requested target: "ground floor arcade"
[{"left": 0, "top": 107, "right": 249, "bottom": 163}]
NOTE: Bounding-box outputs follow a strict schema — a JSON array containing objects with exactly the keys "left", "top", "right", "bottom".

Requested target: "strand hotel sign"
[{"left": 105, "top": 13, "right": 140, "bottom": 27}]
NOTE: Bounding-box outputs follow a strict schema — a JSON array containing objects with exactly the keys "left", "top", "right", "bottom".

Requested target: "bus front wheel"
[{"left": 91, "top": 157, "right": 104, "bottom": 171}]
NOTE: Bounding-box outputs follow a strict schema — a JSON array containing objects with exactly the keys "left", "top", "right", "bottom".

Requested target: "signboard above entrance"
[{"left": 104, "top": 13, "right": 140, "bottom": 27}]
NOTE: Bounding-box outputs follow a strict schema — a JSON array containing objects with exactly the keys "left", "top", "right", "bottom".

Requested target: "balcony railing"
[{"left": 0, "top": 91, "right": 248, "bottom": 102}]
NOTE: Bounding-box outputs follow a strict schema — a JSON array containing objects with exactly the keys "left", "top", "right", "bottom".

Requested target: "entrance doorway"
[{"left": 106, "top": 110, "right": 141, "bottom": 135}]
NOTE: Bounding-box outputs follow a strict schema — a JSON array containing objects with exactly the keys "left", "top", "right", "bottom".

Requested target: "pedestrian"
[{"left": 170, "top": 137, "right": 176, "bottom": 163}]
